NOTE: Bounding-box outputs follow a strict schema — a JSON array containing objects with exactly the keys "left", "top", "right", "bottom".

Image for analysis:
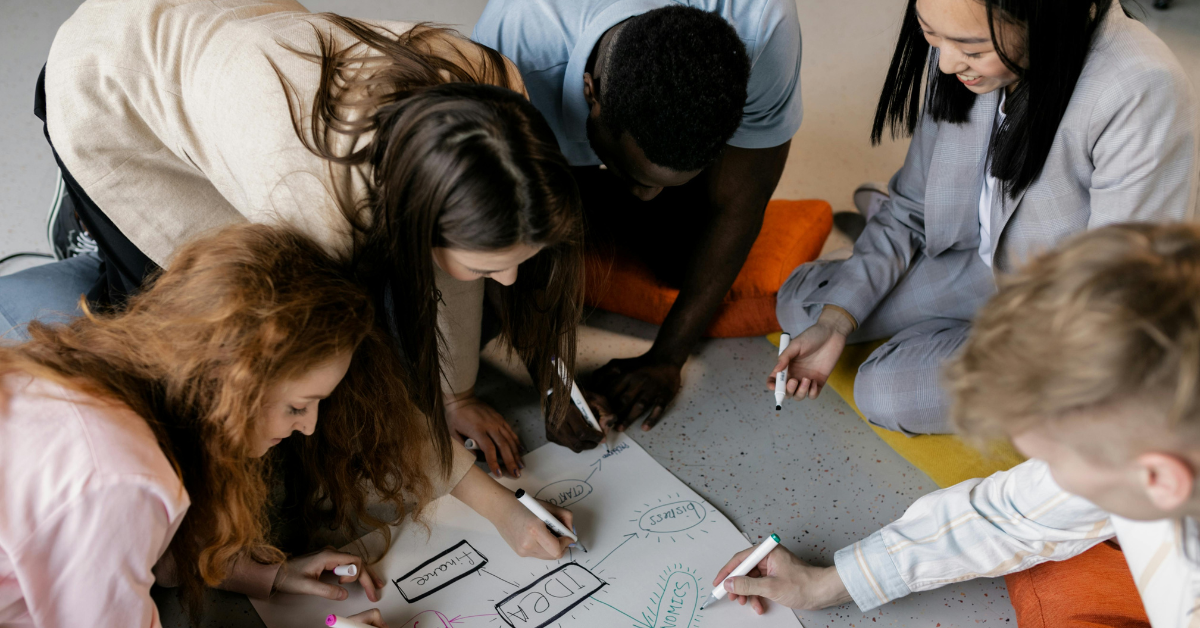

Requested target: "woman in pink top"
[{"left": 0, "top": 224, "right": 576, "bottom": 627}]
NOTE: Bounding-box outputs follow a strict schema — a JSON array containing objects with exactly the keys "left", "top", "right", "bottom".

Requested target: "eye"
[
  {"left": 288, "top": 405, "right": 308, "bottom": 416},
  {"left": 965, "top": 52, "right": 983, "bottom": 59}
]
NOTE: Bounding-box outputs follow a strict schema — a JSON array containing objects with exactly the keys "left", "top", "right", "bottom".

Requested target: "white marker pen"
[
  {"left": 463, "top": 438, "right": 479, "bottom": 451},
  {"left": 326, "top": 614, "right": 372, "bottom": 628},
  {"left": 332, "top": 564, "right": 357, "bottom": 577},
  {"left": 774, "top": 333, "right": 791, "bottom": 410},
  {"left": 514, "top": 488, "right": 578, "bottom": 542},
  {"left": 701, "top": 533, "right": 781, "bottom": 610},
  {"left": 552, "top": 358, "right": 603, "bottom": 433}
]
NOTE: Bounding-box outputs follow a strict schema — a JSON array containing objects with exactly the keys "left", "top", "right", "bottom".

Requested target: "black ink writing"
[{"left": 393, "top": 540, "right": 488, "bottom": 603}]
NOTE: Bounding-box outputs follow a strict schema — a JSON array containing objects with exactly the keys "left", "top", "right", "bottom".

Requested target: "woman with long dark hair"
[
  {"left": 15, "top": 0, "right": 602, "bottom": 479},
  {"left": 0, "top": 225, "right": 574, "bottom": 627},
  {"left": 772, "top": 0, "right": 1197, "bottom": 434}
]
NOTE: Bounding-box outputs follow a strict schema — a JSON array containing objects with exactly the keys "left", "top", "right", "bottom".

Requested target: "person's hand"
[
  {"left": 713, "top": 545, "right": 853, "bottom": 614},
  {"left": 494, "top": 496, "right": 576, "bottom": 560},
  {"left": 445, "top": 391, "right": 523, "bottom": 478},
  {"left": 343, "top": 609, "right": 389, "bottom": 628},
  {"left": 591, "top": 354, "right": 682, "bottom": 431},
  {"left": 271, "top": 549, "right": 385, "bottom": 602},
  {"left": 768, "top": 308, "right": 854, "bottom": 400},
  {"left": 545, "top": 389, "right": 614, "bottom": 453}
]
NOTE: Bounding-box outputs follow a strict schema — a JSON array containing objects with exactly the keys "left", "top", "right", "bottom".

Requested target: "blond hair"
[{"left": 948, "top": 223, "right": 1200, "bottom": 445}]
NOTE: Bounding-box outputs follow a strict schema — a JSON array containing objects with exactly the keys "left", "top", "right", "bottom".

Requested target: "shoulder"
[
  {"left": 1075, "top": 9, "right": 1194, "bottom": 117},
  {"left": 0, "top": 375, "right": 187, "bottom": 529},
  {"left": 473, "top": 0, "right": 577, "bottom": 74}
]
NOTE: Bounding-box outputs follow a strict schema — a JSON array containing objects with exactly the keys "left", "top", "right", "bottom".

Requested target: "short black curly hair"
[{"left": 597, "top": 6, "right": 750, "bottom": 172}]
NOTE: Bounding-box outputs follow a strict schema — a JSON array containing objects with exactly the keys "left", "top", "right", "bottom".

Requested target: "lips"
[{"left": 958, "top": 74, "right": 982, "bottom": 86}]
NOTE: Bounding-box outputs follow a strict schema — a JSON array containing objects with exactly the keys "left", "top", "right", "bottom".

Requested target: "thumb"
[{"left": 724, "top": 575, "right": 776, "bottom": 599}]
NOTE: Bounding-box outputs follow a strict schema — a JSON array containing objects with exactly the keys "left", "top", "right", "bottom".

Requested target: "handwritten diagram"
[{"left": 249, "top": 434, "right": 801, "bottom": 628}]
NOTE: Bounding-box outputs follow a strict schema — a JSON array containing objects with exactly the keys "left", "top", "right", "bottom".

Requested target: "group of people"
[{"left": 0, "top": 0, "right": 1196, "bottom": 625}]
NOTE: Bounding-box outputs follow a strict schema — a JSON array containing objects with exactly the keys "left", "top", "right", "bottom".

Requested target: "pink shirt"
[{"left": 0, "top": 374, "right": 189, "bottom": 627}]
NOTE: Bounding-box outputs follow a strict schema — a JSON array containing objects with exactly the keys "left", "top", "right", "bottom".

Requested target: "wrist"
[
  {"left": 444, "top": 387, "right": 478, "bottom": 408},
  {"left": 818, "top": 306, "right": 856, "bottom": 337},
  {"left": 646, "top": 345, "right": 689, "bottom": 368},
  {"left": 451, "top": 465, "right": 509, "bottom": 522},
  {"left": 814, "top": 566, "right": 852, "bottom": 608}
]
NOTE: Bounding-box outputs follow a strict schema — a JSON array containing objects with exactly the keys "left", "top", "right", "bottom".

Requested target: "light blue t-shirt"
[{"left": 472, "top": 0, "right": 803, "bottom": 166}]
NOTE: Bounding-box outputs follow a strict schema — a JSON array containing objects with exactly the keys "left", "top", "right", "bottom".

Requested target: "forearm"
[
  {"left": 651, "top": 204, "right": 763, "bottom": 364},
  {"left": 833, "top": 460, "right": 1113, "bottom": 612},
  {"left": 450, "top": 464, "right": 512, "bottom": 522},
  {"left": 652, "top": 143, "right": 790, "bottom": 364}
]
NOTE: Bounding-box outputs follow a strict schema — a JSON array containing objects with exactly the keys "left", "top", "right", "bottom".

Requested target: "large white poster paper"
[{"left": 251, "top": 433, "right": 801, "bottom": 628}]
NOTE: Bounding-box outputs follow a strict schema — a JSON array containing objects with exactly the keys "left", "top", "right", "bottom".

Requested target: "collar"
[{"left": 561, "top": 0, "right": 673, "bottom": 142}]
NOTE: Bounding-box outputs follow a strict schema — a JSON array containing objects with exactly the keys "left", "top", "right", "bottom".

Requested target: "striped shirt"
[{"left": 835, "top": 459, "right": 1200, "bottom": 627}]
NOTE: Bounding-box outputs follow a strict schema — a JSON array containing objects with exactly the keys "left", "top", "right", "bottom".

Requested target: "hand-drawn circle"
[
  {"left": 638, "top": 500, "right": 707, "bottom": 533},
  {"left": 651, "top": 571, "right": 701, "bottom": 628},
  {"left": 535, "top": 479, "right": 593, "bottom": 508}
]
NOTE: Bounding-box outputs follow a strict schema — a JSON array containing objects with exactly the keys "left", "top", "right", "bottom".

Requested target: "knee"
[{"left": 852, "top": 361, "right": 952, "bottom": 435}]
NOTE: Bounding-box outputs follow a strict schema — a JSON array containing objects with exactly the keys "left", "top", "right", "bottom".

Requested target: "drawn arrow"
[
  {"left": 479, "top": 568, "right": 518, "bottom": 588},
  {"left": 591, "top": 533, "right": 640, "bottom": 570}
]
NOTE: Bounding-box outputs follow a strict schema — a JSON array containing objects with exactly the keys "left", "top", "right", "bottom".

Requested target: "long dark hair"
[
  {"left": 871, "top": 0, "right": 1122, "bottom": 197},
  {"left": 275, "top": 17, "right": 584, "bottom": 457}
]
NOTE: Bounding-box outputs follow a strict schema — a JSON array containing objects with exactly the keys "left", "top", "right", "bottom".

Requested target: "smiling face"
[
  {"left": 431, "top": 243, "right": 543, "bottom": 285},
  {"left": 251, "top": 352, "right": 353, "bottom": 457},
  {"left": 915, "top": 0, "right": 1023, "bottom": 95}
]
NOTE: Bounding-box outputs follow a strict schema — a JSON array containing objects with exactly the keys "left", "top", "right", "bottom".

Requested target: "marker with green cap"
[{"left": 700, "top": 533, "right": 782, "bottom": 610}]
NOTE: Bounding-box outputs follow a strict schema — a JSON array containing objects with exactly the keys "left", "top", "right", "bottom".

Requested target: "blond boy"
[{"left": 716, "top": 223, "right": 1200, "bottom": 627}]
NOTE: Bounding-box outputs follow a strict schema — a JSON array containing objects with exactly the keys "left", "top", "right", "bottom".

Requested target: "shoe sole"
[{"left": 46, "top": 169, "right": 67, "bottom": 260}]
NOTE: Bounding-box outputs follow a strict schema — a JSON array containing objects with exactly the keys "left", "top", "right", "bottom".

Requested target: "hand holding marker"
[
  {"left": 514, "top": 488, "right": 584, "bottom": 551},
  {"left": 702, "top": 533, "right": 781, "bottom": 609},
  {"left": 774, "top": 334, "right": 791, "bottom": 410},
  {"left": 552, "top": 358, "right": 603, "bottom": 434}
]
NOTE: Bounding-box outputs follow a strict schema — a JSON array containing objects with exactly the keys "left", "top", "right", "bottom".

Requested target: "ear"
[
  {"left": 582, "top": 73, "right": 601, "bottom": 117},
  {"left": 1136, "top": 452, "right": 1195, "bottom": 512}
]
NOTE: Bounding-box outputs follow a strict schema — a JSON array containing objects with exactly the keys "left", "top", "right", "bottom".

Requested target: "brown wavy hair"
[
  {"left": 273, "top": 17, "right": 585, "bottom": 453},
  {"left": 0, "top": 224, "right": 440, "bottom": 611},
  {"left": 949, "top": 223, "right": 1200, "bottom": 446}
]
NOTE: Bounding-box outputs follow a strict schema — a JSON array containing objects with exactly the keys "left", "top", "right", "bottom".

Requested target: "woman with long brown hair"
[
  {"left": 0, "top": 224, "right": 575, "bottom": 627},
  {"left": 15, "top": 0, "right": 605, "bottom": 483}
]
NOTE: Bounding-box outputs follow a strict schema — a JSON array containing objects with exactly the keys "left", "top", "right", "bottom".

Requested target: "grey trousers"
[{"left": 776, "top": 247, "right": 996, "bottom": 434}]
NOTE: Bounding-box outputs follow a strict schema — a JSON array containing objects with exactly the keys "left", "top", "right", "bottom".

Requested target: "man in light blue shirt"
[{"left": 474, "top": 0, "right": 803, "bottom": 446}]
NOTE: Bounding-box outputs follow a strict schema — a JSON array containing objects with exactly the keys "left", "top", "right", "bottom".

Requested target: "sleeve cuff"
[
  {"left": 220, "top": 555, "right": 283, "bottom": 600},
  {"left": 833, "top": 532, "right": 911, "bottom": 612}
]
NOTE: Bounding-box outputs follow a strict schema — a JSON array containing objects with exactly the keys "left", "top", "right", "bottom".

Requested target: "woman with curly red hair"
[{"left": 0, "top": 224, "right": 573, "bottom": 627}]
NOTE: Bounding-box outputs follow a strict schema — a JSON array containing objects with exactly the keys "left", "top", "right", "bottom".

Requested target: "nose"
[
  {"left": 493, "top": 266, "right": 519, "bottom": 286},
  {"left": 295, "top": 411, "right": 318, "bottom": 437},
  {"left": 937, "top": 47, "right": 966, "bottom": 75},
  {"left": 630, "top": 185, "right": 664, "bottom": 201}
]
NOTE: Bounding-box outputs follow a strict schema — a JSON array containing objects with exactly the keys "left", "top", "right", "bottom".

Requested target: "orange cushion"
[
  {"left": 584, "top": 199, "right": 833, "bottom": 337},
  {"left": 1005, "top": 540, "right": 1150, "bottom": 628}
]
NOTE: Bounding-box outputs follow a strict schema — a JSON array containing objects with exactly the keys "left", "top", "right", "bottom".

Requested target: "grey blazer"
[{"left": 789, "top": 5, "right": 1198, "bottom": 330}]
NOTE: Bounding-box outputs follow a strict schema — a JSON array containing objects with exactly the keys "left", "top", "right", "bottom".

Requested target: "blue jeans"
[{"left": 0, "top": 253, "right": 101, "bottom": 342}]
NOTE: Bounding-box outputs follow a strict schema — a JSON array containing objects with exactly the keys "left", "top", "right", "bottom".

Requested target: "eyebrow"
[
  {"left": 467, "top": 267, "right": 501, "bottom": 275},
  {"left": 915, "top": 11, "right": 993, "bottom": 44}
]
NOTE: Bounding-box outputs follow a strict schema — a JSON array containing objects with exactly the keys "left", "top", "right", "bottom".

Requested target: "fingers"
[
  {"left": 544, "top": 503, "right": 574, "bottom": 532},
  {"left": 724, "top": 574, "right": 774, "bottom": 599},
  {"left": 294, "top": 576, "right": 349, "bottom": 601},
  {"left": 533, "top": 524, "right": 567, "bottom": 559},
  {"left": 493, "top": 429, "right": 523, "bottom": 478},
  {"left": 356, "top": 567, "right": 380, "bottom": 603},
  {"left": 713, "top": 548, "right": 756, "bottom": 586},
  {"left": 347, "top": 608, "right": 389, "bottom": 628},
  {"left": 478, "top": 435, "right": 503, "bottom": 477},
  {"left": 641, "top": 405, "right": 665, "bottom": 430}
]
